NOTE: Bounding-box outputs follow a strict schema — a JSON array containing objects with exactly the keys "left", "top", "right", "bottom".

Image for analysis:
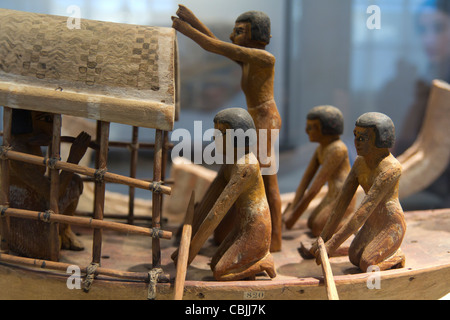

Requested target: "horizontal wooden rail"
[
  {"left": 1, "top": 207, "right": 172, "bottom": 240},
  {"left": 59, "top": 136, "right": 174, "bottom": 151},
  {"left": 1, "top": 149, "right": 171, "bottom": 195},
  {"left": 0, "top": 253, "right": 160, "bottom": 282},
  {"left": 75, "top": 211, "right": 169, "bottom": 224},
  {"left": 81, "top": 177, "right": 174, "bottom": 185},
  {"left": 108, "top": 141, "right": 175, "bottom": 150}
]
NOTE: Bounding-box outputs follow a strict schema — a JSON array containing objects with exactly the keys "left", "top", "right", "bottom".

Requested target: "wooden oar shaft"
[
  {"left": 318, "top": 237, "right": 339, "bottom": 300},
  {"left": 173, "top": 192, "right": 195, "bottom": 300}
]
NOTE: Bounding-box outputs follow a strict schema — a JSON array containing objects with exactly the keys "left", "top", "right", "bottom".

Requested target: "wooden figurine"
[
  {"left": 284, "top": 106, "right": 354, "bottom": 236},
  {"left": 172, "top": 5, "right": 283, "bottom": 252},
  {"left": 173, "top": 108, "right": 276, "bottom": 281},
  {"left": 7, "top": 109, "right": 91, "bottom": 259},
  {"left": 311, "top": 112, "right": 406, "bottom": 272}
]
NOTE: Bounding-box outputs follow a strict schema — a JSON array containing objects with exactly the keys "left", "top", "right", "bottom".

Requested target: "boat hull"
[
  {"left": 0, "top": 262, "right": 449, "bottom": 300},
  {"left": 1, "top": 209, "right": 449, "bottom": 300}
]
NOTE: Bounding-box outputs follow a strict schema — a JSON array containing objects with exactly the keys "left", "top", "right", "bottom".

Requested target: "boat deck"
[
  {"left": 61, "top": 209, "right": 450, "bottom": 282},
  {"left": 1, "top": 209, "right": 449, "bottom": 300}
]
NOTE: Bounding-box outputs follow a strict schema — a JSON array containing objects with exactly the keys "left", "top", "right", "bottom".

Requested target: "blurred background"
[{"left": 1, "top": 0, "right": 449, "bottom": 210}]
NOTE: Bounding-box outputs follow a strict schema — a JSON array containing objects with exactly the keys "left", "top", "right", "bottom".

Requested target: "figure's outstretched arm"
[
  {"left": 191, "top": 165, "right": 227, "bottom": 235},
  {"left": 284, "top": 151, "right": 319, "bottom": 228},
  {"left": 319, "top": 164, "right": 360, "bottom": 243},
  {"left": 171, "top": 166, "right": 228, "bottom": 262},
  {"left": 176, "top": 5, "right": 217, "bottom": 39},
  {"left": 187, "top": 165, "right": 256, "bottom": 265},
  {"left": 324, "top": 163, "right": 401, "bottom": 255},
  {"left": 286, "top": 148, "right": 346, "bottom": 229},
  {"left": 172, "top": 17, "right": 274, "bottom": 66},
  {"left": 292, "top": 151, "right": 319, "bottom": 205}
]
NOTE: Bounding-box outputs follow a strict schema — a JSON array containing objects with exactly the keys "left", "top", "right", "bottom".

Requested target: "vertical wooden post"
[
  {"left": 48, "top": 113, "right": 62, "bottom": 261},
  {"left": 160, "top": 131, "right": 169, "bottom": 222},
  {"left": 127, "top": 126, "right": 139, "bottom": 225},
  {"left": 152, "top": 129, "right": 163, "bottom": 269},
  {"left": 0, "top": 107, "right": 12, "bottom": 252},
  {"left": 92, "top": 121, "right": 110, "bottom": 264}
]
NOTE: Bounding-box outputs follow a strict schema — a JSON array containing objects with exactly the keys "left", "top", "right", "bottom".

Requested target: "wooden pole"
[
  {"left": 152, "top": 129, "right": 163, "bottom": 269},
  {"left": 317, "top": 237, "right": 339, "bottom": 300},
  {"left": 173, "top": 191, "right": 195, "bottom": 300},
  {"left": 160, "top": 131, "right": 169, "bottom": 222},
  {"left": 48, "top": 114, "right": 62, "bottom": 261},
  {"left": 80, "top": 176, "right": 174, "bottom": 185},
  {"left": 92, "top": 121, "right": 110, "bottom": 264},
  {"left": 128, "top": 126, "right": 139, "bottom": 225},
  {"left": 0, "top": 252, "right": 150, "bottom": 282},
  {"left": 3, "top": 150, "right": 171, "bottom": 195},
  {"left": 76, "top": 211, "right": 153, "bottom": 221},
  {"left": 108, "top": 141, "right": 174, "bottom": 150},
  {"left": 1, "top": 207, "right": 172, "bottom": 239},
  {"left": 0, "top": 107, "right": 12, "bottom": 252}
]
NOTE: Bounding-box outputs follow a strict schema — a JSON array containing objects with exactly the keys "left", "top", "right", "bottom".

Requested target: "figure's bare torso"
[
  {"left": 355, "top": 154, "right": 404, "bottom": 225},
  {"left": 317, "top": 140, "right": 351, "bottom": 196},
  {"left": 240, "top": 57, "right": 275, "bottom": 108},
  {"left": 222, "top": 154, "right": 271, "bottom": 233}
]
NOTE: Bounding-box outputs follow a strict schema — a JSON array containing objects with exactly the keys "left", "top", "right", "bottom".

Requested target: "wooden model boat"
[
  {"left": 0, "top": 9, "right": 449, "bottom": 300},
  {"left": 0, "top": 208, "right": 449, "bottom": 300}
]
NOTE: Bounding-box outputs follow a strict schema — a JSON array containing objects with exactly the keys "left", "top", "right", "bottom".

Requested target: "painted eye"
[
  {"left": 37, "top": 114, "right": 53, "bottom": 123},
  {"left": 355, "top": 136, "right": 369, "bottom": 142}
]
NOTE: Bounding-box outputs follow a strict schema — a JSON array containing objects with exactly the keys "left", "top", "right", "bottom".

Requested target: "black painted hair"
[
  {"left": 307, "top": 105, "right": 344, "bottom": 136},
  {"left": 355, "top": 112, "right": 396, "bottom": 148},
  {"left": 214, "top": 107, "right": 257, "bottom": 148},
  {"left": 11, "top": 109, "right": 33, "bottom": 135},
  {"left": 236, "top": 11, "right": 271, "bottom": 44}
]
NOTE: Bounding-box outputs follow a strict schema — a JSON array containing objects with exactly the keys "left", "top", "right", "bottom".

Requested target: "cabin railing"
[
  {"left": 1, "top": 149, "right": 172, "bottom": 195},
  {"left": 0, "top": 9, "right": 180, "bottom": 298},
  {"left": 0, "top": 106, "right": 174, "bottom": 297},
  {"left": 0, "top": 131, "right": 175, "bottom": 223}
]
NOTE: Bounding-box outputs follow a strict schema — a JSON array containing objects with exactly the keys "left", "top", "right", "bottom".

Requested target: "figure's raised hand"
[
  {"left": 176, "top": 4, "right": 197, "bottom": 24},
  {"left": 174, "top": 4, "right": 216, "bottom": 40},
  {"left": 171, "top": 16, "right": 191, "bottom": 35},
  {"left": 171, "top": 16, "right": 181, "bottom": 29},
  {"left": 67, "top": 131, "right": 91, "bottom": 164},
  {"left": 309, "top": 240, "right": 321, "bottom": 265}
]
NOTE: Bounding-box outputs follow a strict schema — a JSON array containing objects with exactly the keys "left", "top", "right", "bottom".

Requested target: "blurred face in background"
[{"left": 418, "top": 7, "right": 450, "bottom": 64}]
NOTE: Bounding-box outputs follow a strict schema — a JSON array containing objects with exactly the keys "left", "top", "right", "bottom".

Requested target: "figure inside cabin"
[
  {"left": 177, "top": 108, "right": 276, "bottom": 281},
  {"left": 7, "top": 109, "right": 91, "bottom": 260},
  {"left": 172, "top": 5, "right": 282, "bottom": 252},
  {"left": 311, "top": 112, "right": 406, "bottom": 272},
  {"left": 284, "top": 106, "right": 355, "bottom": 236}
]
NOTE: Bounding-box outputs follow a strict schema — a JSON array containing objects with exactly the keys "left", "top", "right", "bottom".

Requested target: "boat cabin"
[{"left": 0, "top": 8, "right": 178, "bottom": 297}]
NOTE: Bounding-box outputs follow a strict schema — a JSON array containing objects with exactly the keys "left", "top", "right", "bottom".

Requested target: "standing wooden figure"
[
  {"left": 172, "top": 5, "right": 283, "bottom": 252},
  {"left": 284, "top": 106, "right": 354, "bottom": 236},
  {"left": 174, "top": 108, "right": 276, "bottom": 281},
  {"left": 312, "top": 112, "right": 406, "bottom": 272}
]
